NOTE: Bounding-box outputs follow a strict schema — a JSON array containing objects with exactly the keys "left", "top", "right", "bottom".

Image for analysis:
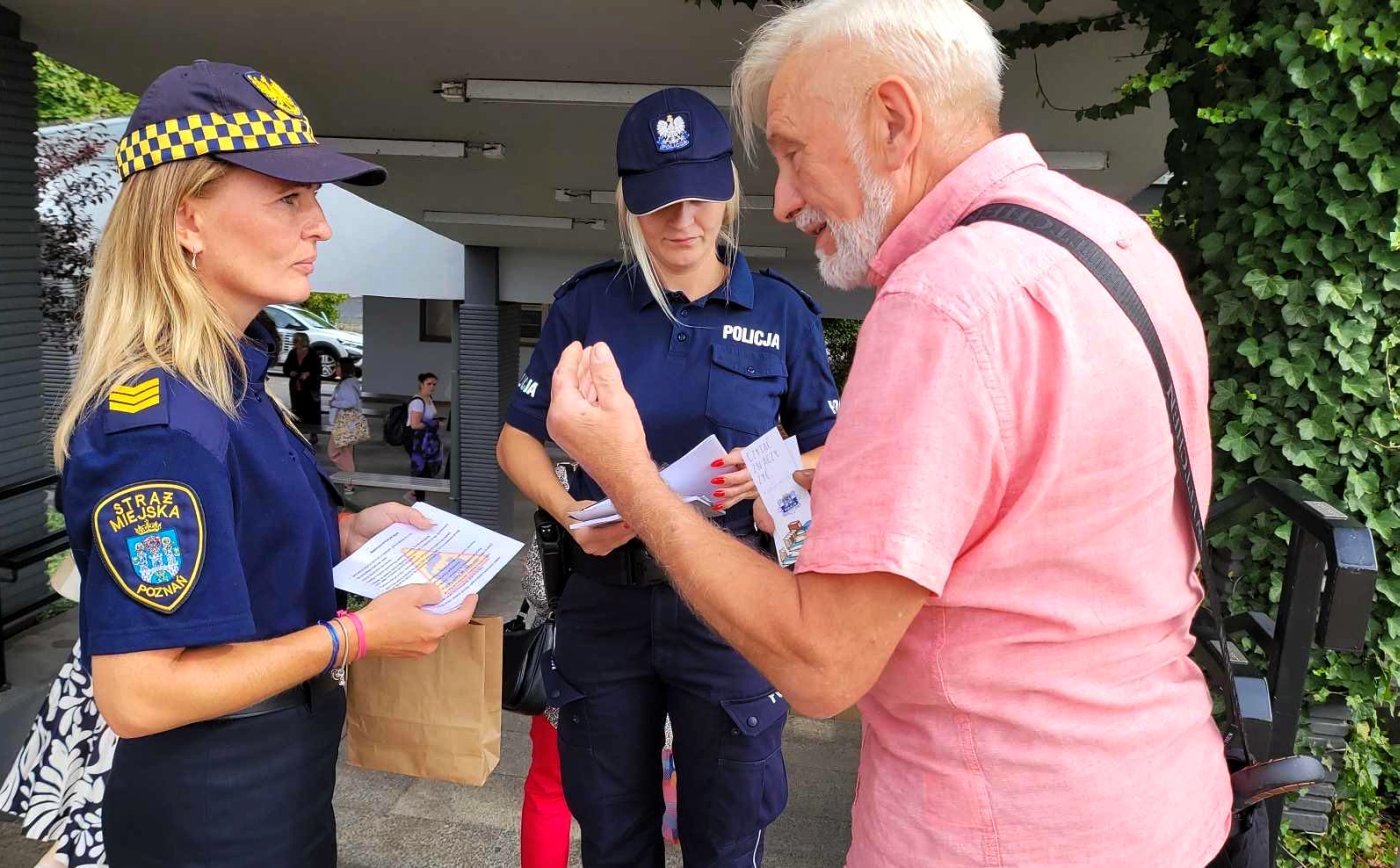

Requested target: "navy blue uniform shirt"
[
  {"left": 64, "top": 321, "right": 341, "bottom": 665},
  {"left": 507, "top": 251, "right": 840, "bottom": 532}
]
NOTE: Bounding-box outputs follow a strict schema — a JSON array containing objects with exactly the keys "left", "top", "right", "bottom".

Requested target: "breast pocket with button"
[{"left": 704, "top": 343, "right": 787, "bottom": 440}]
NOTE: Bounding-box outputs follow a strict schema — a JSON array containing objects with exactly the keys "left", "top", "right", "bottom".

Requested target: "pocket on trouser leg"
[
  {"left": 541, "top": 655, "right": 594, "bottom": 804},
  {"left": 709, "top": 691, "right": 791, "bottom": 847}
]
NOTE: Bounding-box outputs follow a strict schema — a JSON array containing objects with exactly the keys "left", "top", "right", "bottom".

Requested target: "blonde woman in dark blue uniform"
[
  {"left": 498, "top": 88, "right": 840, "bottom": 867},
  {"left": 51, "top": 61, "right": 478, "bottom": 867}
]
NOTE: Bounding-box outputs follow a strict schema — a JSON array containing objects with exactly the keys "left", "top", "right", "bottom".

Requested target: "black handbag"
[
  {"left": 960, "top": 203, "right": 1315, "bottom": 868},
  {"left": 502, "top": 600, "right": 555, "bottom": 716},
  {"left": 500, "top": 509, "right": 572, "bottom": 716}
]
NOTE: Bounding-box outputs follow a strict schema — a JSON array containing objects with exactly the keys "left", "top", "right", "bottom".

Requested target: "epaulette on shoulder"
[
  {"left": 758, "top": 268, "right": 823, "bottom": 316},
  {"left": 554, "top": 259, "right": 624, "bottom": 300},
  {"left": 102, "top": 371, "right": 169, "bottom": 434},
  {"left": 101, "top": 369, "right": 231, "bottom": 461}
]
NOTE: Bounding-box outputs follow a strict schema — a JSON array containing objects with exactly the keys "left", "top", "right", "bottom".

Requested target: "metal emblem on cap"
[
  {"left": 244, "top": 72, "right": 304, "bottom": 118},
  {"left": 654, "top": 113, "right": 691, "bottom": 153}
]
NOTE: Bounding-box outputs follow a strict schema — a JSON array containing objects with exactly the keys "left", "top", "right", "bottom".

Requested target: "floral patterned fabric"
[{"left": 0, "top": 640, "right": 114, "bottom": 867}]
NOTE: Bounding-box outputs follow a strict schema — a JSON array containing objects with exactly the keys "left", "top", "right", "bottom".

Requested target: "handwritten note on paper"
[{"left": 743, "top": 427, "right": 811, "bottom": 567}]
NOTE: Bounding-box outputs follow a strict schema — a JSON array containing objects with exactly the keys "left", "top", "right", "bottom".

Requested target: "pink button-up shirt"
[{"left": 796, "top": 134, "right": 1232, "bottom": 867}]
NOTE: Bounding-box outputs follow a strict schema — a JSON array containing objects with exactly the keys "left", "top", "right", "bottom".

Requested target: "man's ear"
[{"left": 869, "top": 76, "right": 923, "bottom": 173}]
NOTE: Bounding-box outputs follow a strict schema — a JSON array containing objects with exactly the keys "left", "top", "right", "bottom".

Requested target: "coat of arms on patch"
[
  {"left": 128, "top": 529, "right": 182, "bottom": 585},
  {"left": 93, "top": 481, "right": 205, "bottom": 614},
  {"left": 654, "top": 113, "right": 691, "bottom": 153}
]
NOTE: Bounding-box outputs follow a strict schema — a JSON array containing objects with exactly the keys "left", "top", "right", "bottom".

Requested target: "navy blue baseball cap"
[
  {"left": 617, "top": 88, "right": 734, "bottom": 216},
  {"left": 116, "top": 60, "right": 385, "bottom": 186}
]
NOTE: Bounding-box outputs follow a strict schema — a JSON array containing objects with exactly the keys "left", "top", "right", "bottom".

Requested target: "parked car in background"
[{"left": 264, "top": 303, "right": 364, "bottom": 379}]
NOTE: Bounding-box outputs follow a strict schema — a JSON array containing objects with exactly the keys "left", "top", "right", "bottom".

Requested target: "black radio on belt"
[{"left": 534, "top": 508, "right": 571, "bottom": 608}]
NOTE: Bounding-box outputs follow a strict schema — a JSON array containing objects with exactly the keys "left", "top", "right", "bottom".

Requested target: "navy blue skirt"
[{"left": 103, "top": 685, "right": 345, "bottom": 867}]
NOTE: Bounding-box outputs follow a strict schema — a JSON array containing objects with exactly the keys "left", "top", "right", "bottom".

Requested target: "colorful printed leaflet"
[{"left": 332, "top": 502, "right": 524, "bottom": 614}]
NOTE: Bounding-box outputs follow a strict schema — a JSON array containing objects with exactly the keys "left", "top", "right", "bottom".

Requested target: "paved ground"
[{"left": 0, "top": 377, "right": 859, "bottom": 867}]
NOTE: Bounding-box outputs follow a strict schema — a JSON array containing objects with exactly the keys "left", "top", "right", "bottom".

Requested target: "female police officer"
[
  {"left": 51, "top": 61, "right": 478, "bottom": 867},
  {"left": 497, "top": 88, "right": 839, "bottom": 867}
]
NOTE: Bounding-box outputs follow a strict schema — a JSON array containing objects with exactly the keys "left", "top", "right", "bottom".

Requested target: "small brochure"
[{"left": 742, "top": 427, "right": 811, "bottom": 567}]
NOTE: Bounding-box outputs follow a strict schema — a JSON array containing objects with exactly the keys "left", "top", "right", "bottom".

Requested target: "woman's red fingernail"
[
  {"left": 713, "top": 490, "right": 726, "bottom": 499},
  {"left": 711, "top": 459, "right": 725, "bottom": 468},
  {"left": 710, "top": 477, "right": 725, "bottom": 485},
  {"left": 711, "top": 504, "right": 724, "bottom": 511}
]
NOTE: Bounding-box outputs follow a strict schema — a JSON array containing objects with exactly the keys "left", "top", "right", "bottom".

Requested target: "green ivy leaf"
[
  {"left": 1368, "top": 156, "right": 1400, "bottom": 194},
  {"left": 1288, "top": 56, "right": 1331, "bottom": 89},
  {"left": 1340, "top": 129, "right": 1384, "bottom": 160},
  {"left": 1319, "top": 233, "right": 1354, "bottom": 261},
  {"left": 1219, "top": 420, "right": 1263, "bottom": 460},
  {"left": 1281, "top": 437, "right": 1322, "bottom": 468},
  {"left": 1281, "top": 233, "right": 1317, "bottom": 265},
  {"left": 1270, "top": 355, "right": 1310, "bottom": 388},
  {"left": 1348, "top": 75, "right": 1390, "bottom": 111},
  {"left": 1334, "top": 162, "right": 1370, "bottom": 192},
  {"left": 1329, "top": 317, "right": 1373, "bottom": 348},
  {"left": 1328, "top": 195, "right": 1379, "bottom": 233},
  {"left": 1239, "top": 336, "right": 1267, "bottom": 366}
]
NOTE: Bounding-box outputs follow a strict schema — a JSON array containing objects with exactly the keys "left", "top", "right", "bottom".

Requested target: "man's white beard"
[{"left": 796, "top": 147, "right": 895, "bottom": 291}]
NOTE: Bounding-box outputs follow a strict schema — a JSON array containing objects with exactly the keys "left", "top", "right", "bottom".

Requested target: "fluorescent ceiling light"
[
  {"left": 440, "top": 79, "right": 731, "bottom": 108},
  {"left": 740, "top": 246, "right": 786, "bottom": 259},
  {"left": 1043, "top": 151, "right": 1109, "bottom": 171},
  {"left": 320, "top": 138, "right": 505, "bottom": 159},
  {"left": 423, "top": 211, "right": 605, "bottom": 231},
  {"left": 558, "top": 189, "right": 774, "bottom": 211}
]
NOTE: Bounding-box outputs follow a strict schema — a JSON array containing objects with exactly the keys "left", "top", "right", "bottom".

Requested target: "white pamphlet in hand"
[
  {"left": 743, "top": 427, "right": 812, "bottom": 567},
  {"left": 568, "top": 435, "right": 733, "bottom": 529},
  {"left": 333, "top": 502, "right": 524, "bottom": 614}
]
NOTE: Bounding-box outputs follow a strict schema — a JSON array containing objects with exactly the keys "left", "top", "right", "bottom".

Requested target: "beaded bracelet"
[{"left": 318, "top": 620, "right": 340, "bottom": 675}]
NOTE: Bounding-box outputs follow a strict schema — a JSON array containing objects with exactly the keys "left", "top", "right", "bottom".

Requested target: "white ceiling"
[{"left": 10, "top": 0, "right": 1172, "bottom": 263}]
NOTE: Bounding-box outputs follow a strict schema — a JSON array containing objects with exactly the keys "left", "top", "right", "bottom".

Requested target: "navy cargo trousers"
[{"left": 547, "top": 571, "right": 790, "bottom": 867}]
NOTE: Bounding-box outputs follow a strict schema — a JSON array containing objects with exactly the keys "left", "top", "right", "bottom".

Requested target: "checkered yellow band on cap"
[{"left": 115, "top": 109, "right": 317, "bottom": 180}]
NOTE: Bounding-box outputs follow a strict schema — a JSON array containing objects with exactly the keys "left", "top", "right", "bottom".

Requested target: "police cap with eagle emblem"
[
  {"left": 616, "top": 87, "right": 734, "bottom": 216},
  {"left": 115, "top": 59, "right": 385, "bottom": 186}
]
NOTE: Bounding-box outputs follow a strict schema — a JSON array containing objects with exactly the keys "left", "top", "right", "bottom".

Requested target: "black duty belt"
[
  {"left": 217, "top": 671, "right": 340, "bottom": 721},
  {"left": 566, "top": 537, "right": 671, "bottom": 588},
  {"left": 564, "top": 530, "right": 776, "bottom": 589}
]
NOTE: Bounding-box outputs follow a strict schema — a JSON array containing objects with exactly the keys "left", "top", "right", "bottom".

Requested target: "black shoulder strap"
[{"left": 958, "top": 202, "right": 1245, "bottom": 754}]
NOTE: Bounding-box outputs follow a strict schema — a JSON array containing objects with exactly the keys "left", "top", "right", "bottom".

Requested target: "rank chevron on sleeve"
[{"left": 108, "top": 377, "right": 161, "bottom": 414}]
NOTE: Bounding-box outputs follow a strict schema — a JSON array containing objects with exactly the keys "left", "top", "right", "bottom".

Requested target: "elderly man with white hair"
[{"left": 544, "top": 0, "right": 1234, "bottom": 865}]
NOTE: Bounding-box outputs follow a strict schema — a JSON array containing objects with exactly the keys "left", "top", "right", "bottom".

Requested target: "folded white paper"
[{"left": 568, "top": 435, "right": 732, "bottom": 529}]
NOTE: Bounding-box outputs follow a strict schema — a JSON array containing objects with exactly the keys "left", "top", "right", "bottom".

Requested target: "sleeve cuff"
[
  {"left": 85, "top": 615, "right": 258, "bottom": 656},
  {"left": 792, "top": 419, "right": 836, "bottom": 453},
  {"left": 795, "top": 530, "right": 952, "bottom": 597},
  {"left": 505, "top": 404, "right": 549, "bottom": 442}
]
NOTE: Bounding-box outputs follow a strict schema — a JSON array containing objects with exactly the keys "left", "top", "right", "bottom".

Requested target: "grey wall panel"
[{"left": 0, "top": 34, "right": 51, "bottom": 624}]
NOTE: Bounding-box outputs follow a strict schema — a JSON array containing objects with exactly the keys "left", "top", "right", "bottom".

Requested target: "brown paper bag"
[{"left": 345, "top": 616, "right": 503, "bottom": 786}]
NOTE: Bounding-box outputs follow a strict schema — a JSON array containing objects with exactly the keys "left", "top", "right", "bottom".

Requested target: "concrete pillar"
[{"left": 454, "top": 246, "right": 521, "bottom": 531}]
